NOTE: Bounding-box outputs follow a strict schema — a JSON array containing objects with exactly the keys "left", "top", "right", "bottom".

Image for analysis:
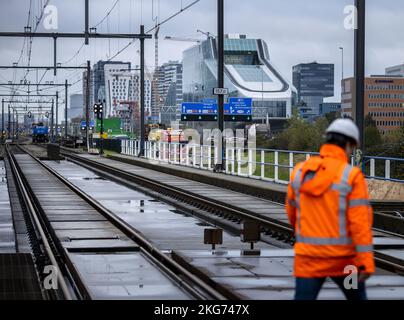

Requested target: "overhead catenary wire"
[
  {"left": 107, "top": 0, "right": 201, "bottom": 62},
  {"left": 5, "top": 0, "right": 201, "bottom": 113},
  {"left": 91, "top": 0, "right": 120, "bottom": 29},
  {"left": 61, "top": 43, "right": 85, "bottom": 65},
  {"left": 11, "top": 0, "right": 51, "bottom": 100}
]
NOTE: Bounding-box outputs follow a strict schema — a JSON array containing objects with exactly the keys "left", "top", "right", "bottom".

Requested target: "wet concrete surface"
[
  {"left": 46, "top": 160, "right": 277, "bottom": 251},
  {"left": 13, "top": 155, "right": 192, "bottom": 300},
  {"left": 0, "top": 161, "right": 15, "bottom": 253},
  {"left": 45, "top": 159, "right": 404, "bottom": 300},
  {"left": 175, "top": 249, "right": 404, "bottom": 300},
  {"left": 70, "top": 252, "right": 190, "bottom": 300}
]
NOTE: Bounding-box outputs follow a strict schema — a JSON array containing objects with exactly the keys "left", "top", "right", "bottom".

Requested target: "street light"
[
  {"left": 339, "top": 47, "right": 344, "bottom": 81},
  {"left": 257, "top": 65, "right": 266, "bottom": 125}
]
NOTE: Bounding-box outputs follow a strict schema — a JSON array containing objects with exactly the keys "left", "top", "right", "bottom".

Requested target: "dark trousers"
[{"left": 295, "top": 277, "right": 367, "bottom": 300}]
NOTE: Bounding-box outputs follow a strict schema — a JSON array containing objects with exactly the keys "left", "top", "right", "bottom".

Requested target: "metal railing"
[
  {"left": 121, "top": 140, "right": 404, "bottom": 184},
  {"left": 364, "top": 155, "right": 404, "bottom": 183}
]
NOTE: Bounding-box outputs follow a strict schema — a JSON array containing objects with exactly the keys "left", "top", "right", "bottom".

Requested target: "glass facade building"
[
  {"left": 292, "top": 62, "right": 334, "bottom": 118},
  {"left": 182, "top": 35, "right": 295, "bottom": 122}
]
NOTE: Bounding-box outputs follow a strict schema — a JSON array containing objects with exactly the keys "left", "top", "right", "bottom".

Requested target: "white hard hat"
[{"left": 325, "top": 118, "right": 360, "bottom": 145}]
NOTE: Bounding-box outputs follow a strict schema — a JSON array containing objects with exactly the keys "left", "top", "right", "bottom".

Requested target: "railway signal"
[
  {"left": 93, "top": 103, "right": 104, "bottom": 120},
  {"left": 93, "top": 101, "right": 105, "bottom": 155}
]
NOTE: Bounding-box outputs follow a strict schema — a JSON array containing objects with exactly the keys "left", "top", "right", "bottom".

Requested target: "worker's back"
[
  {"left": 287, "top": 119, "right": 375, "bottom": 300},
  {"left": 286, "top": 144, "right": 374, "bottom": 277}
]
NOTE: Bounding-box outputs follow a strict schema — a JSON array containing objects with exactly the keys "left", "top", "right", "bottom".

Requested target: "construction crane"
[
  {"left": 153, "top": 26, "right": 160, "bottom": 118},
  {"left": 197, "top": 29, "right": 215, "bottom": 39},
  {"left": 164, "top": 36, "right": 201, "bottom": 43}
]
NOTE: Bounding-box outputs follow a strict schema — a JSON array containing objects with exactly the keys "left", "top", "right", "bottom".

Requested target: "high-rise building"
[
  {"left": 342, "top": 76, "right": 404, "bottom": 134},
  {"left": 68, "top": 94, "right": 84, "bottom": 120},
  {"left": 293, "top": 62, "right": 334, "bottom": 119},
  {"left": 182, "top": 34, "right": 295, "bottom": 123},
  {"left": 158, "top": 61, "right": 183, "bottom": 107},
  {"left": 100, "top": 68, "right": 154, "bottom": 126},
  {"left": 156, "top": 61, "right": 183, "bottom": 125},
  {"left": 386, "top": 63, "right": 404, "bottom": 77},
  {"left": 0, "top": 113, "right": 8, "bottom": 134},
  {"left": 319, "top": 102, "right": 341, "bottom": 116},
  {"left": 92, "top": 60, "right": 131, "bottom": 117},
  {"left": 130, "top": 72, "right": 154, "bottom": 117},
  {"left": 23, "top": 114, "right": 34, "bottom": 132}
]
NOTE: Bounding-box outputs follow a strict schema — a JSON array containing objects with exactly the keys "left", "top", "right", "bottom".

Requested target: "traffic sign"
[
  {"left": 181, "top": 97, "right": 253, "bottom": 122},
  {"left": 213, "top": 87, "right": 229, "bottom": 95},
  {"left": 181, "top": 102, "right": 218, "bottom": 121},
  {"left": 228, "top": 97, "right": 252, "bottom": 114},
  {"left": 81, "top": 120, "right": 95, "bottom": 129},
  {"left": 224, "top": 98, "right": 252, "bottom": 121}
]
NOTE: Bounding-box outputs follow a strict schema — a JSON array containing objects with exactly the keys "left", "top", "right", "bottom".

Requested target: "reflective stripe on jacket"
[{"left": 286, "top": 144, "right": 375, "bottom": 275}]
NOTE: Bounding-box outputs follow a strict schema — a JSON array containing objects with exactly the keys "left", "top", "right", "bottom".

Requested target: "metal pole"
[
  {"left": 12, "top": 109, "right": 14, "bottom": 139},
  {"left": 261, "top": 67, "right": 265, "bottom": 125},
  {"left": 7, "top": 104, "right": 10, "bottom": 139},
  {"left": 53, "top": 37, "right": 57, "bottom": 76},
  {"left": 1, "top": 99, "right": 4, "bottom": 141},
  {"left": 354, "top": 0, "right": 365, "bottom": 154},
  {"left": 11, "top": 109, "right": 14, "bottom": 139},
  {"left": 15, "top": 111, "right": 18, "bottom": 141},
  {"left": 217, "top": 0, "right": 225, "bottom": 170},
  {"left": 65, "top": 79, "right": 68, "bottom": 138},
  {"left": 139, "top": 25, "right": 145, "bottom": 156},
  {"left": 100, "top": 108, "right": 104, "bottom": 155},
  {"left": 56, "top": 91, "right": 59, "bottom": 141},
  {"left": 340, "top": 47, "right": 344, "bottom": 81},
  {"left": 86, "top": 60, "right": 90, "bottom": 151},
  {"left": 50, "top": 99, "right": 54, "bottom": 142},
  {"left": 85, "top": 0, "right": 89, "bottom": 45}
]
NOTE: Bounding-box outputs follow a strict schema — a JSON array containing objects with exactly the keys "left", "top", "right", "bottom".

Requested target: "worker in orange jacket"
[{"left": 286, "top": 118, "right": 374, "bottom": 300}]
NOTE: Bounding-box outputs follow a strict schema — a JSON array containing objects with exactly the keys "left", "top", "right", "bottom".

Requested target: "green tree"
[
  {"left": 364, "top": 114, "right": 382, "bottom": 153},
  {"left": 324, "top": 111, "right": 341, "bottom": 125},
  {"left": 268, "top": 115, "right": 326, "bottom": 152}
]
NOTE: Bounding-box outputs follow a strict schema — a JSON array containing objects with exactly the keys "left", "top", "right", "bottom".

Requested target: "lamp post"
[
  {"left": 1, "top": 99, "right": 4, "bottom": 141},
  {"left": 257, "top": 65, "right": 265, "bottom": 124},
  {"left": 339, "top": 47, "right": 344, "bottom": 82}
]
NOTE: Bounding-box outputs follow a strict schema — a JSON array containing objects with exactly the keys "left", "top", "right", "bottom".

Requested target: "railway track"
[
  {"left": 49, "top": 147, "right": 404, "bottom": 276},
  {"left": 6, "top": 144, "right": 227, "bottom": 300},
  {"left": 9, "top": 143, "right": 404, "bottom": 300}
]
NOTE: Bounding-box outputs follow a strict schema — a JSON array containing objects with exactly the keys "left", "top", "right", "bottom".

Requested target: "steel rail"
[
  {"left": 19, "top": 145, "right": 227, "bottom": 300},
  {"left": 59, "top": 149, "right": 404, "bottom": 276},
  {"left": 63, "top": 150, "right": 294, "bottom": 237},
  {"left": 6, "top": 145, "right": 73, "bottom": 300}
]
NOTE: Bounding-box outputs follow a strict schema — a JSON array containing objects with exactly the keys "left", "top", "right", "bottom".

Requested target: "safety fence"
[{"left": 121, "top": 140, "right": 404, "bottom": 184}]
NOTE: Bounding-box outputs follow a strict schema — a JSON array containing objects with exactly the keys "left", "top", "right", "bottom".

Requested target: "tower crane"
[{"left": 164, "top": 36, "right": 201, "bottom": 43}]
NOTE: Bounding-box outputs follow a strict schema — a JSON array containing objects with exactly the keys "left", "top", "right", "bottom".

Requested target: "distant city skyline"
[{"left": 0, "top": 0, "right": 403, "bottom": 105}]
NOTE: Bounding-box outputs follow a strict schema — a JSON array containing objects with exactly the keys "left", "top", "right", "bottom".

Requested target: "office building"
[
  {"left": 68, "top": 94, "right": 84, "bottom": 120},
  {"left": 158, "top": 61, "right": 183, "bottom": 107},
  {"left": 293, "top": 62, "right": 334, "bottom": 119},
  {"left": 92, "top": 60, "right": 131, "bottom": 117},
  {"left": 319, "top": 102, "right": 341, "bottom": 116},
  {"left": 342, "top": 76, "right": 404, "bottom": 134},
  {"left": 156, "top": 61, "right": 183, "bottom": 125},
  {"left": 386, "top": 63, "right": 404, "bottom": 77},
  {"left": 182, "top": 34, "right": 295, "bottom": 123}
]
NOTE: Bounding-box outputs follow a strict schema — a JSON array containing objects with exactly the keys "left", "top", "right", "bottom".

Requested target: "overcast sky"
[{"left": 0, "top": 0, "right": 403, "bottom": 105}]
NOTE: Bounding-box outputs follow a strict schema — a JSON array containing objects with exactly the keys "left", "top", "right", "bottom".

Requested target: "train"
[
  {"left": 148, "top": 128, "right": 188, "bottom": 144},
  {"left": 32, "top": 122, "right": 49, "bottom": 143}
]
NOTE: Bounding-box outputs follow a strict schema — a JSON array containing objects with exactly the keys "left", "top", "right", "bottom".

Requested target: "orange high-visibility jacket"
[{"left": 286, "top": 144, "right": 375, "bottom": 277}]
